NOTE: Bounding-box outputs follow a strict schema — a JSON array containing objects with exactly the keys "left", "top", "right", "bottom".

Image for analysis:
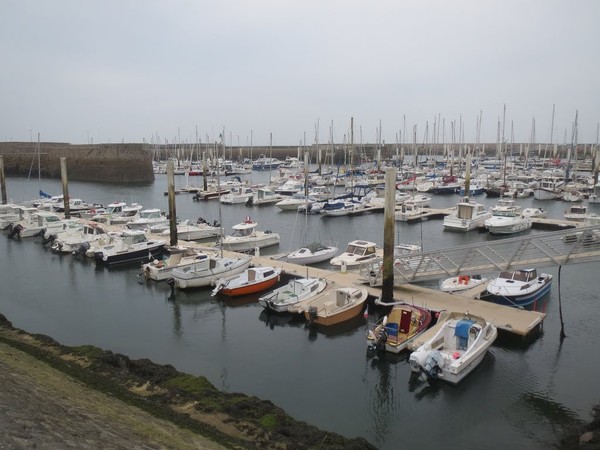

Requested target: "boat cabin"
[
  {"left": 344, "top": 240, "right": 377, "bottom": 257},
  {"left": 498, "top": 269, "right": 538, "bottom": 283},
  {"left": 456, "top": 201, "right": 487, "bottom": 219}
]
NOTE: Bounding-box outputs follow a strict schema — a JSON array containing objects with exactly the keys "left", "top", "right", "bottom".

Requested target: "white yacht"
[
  {"left": 221, "top": 217, "right": 280, "bottom": 252},
  {"left": 484, "top": 199, "right": 531, "bottom": 235},
  {"left": 443, "top": 199, "right": 492, "bottom": 232},
  {"left": 330, "top": 240, "right": 380, "bottom": 269}
]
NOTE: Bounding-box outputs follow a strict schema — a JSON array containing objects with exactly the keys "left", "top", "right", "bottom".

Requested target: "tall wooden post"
[
  {"left": 0, "top": 156, "right": 7, "bottom": 204},
  {"left": 167, "top": 160, "right": 178, "bottom": 246},
  {"left": 60, "top": 157, "right": 70, "bottom": 218},
  {"left": 381, "top": 166, "right": 397, "bottom": 302}
]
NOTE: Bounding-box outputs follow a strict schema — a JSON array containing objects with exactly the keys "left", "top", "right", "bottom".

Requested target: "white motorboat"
[
  {"left": 221, "top": 217, "right": 280, "bottom": 252},
  {"left": 440, "top": 274, "right": 488, "bottom": 293},
  {"left": 126, "top": 208, "right": 167, "bottom": 230},
  {"left": 50, "top": 223, "right": 113, "bottom": 255},
  {"left": 395, "top": 199, "right": 427, "bottom": 222},
  {"left": 522, "top": 207, "right": 546, "bottom": 219},
  {"left": 564, "top": 204, "right": 598, "bottom": 222},
  {"left": 160, "top": 219, "right": 221, "bottom": 241},
  {"left": 330, "top": 240, "right": 380, "bottom": 269},
  {"left": 219, "top": 186, "right": 255, "bottom": 204},
  {"left": 286, "top": 241, "right": 338, "bottom": 265},
  {"left": 258, "top": 277, "right": 327, "bottom": 313},
  {"left": 93, "top": 230, "right": 166, "bottom": 266},
  {"left": 92, "top": 202, "right": 143, "bottom": 225},
  {"left": 0, "top": 205, "right": 38, "bottom": 229},
  {"left": 142, "top": 248, "right": 215, "bottom": 281},
  {"left": 443, "top": 198, "right": 492, "bottom": 232},
  {"left": 409, "top": 312, "right": 497, "bottom": 384},
  {"left": 246, "top": 187, "right": 283, "bottom": 206},
  {"left": 484, "top": 268, "right": 553, "bottom": 307},
  {"left": 484, "top": 199, "right": 531, "bottom": 235},
  {"left": 167, "top": 255, "right": 252, "bottom": 289},
  {"left": 275, "top": 194, "right": 314, "bottom": 211},
  {"left": 11, "top": 211, "right": 73, "bottom": 238}
]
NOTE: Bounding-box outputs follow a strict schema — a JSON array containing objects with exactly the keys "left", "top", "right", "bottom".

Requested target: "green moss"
[
  {"left": 164, "top": 374, "right": 217, "bottom": 396},
  {"left": 70, "top": 345, "right": 106, "bottom": 359},
  {"left": 259, "top": 414, "right": 277, "bottom": 430}
]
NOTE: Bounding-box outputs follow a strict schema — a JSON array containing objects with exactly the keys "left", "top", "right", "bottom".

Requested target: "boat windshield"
[
  {"left": 457, "top": 204, "right": 474, "bottom": 219},
  {"left": 346, "top": 245, "right": 367, "bottom": 255}
]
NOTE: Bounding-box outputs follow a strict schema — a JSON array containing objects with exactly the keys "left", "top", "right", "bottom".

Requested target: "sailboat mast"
[{"left": 218, "top": 128, "right": 224, "bottom": 258}]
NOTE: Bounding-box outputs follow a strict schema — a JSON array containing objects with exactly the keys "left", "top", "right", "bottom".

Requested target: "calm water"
[{"left": 1, "top": 172, "right": 599, "bottom": 450}]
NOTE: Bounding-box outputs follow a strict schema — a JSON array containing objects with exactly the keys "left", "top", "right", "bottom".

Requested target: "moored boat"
[
  {"left": 93, "top": 229, "right": 166, "bottom": 266},
  {"left": 366, "top": 301, "right": 432, "bottom": 355},
  {"left": 212, "top": 266, "right": 282, "bottom": 297},
  {"left": 484, "top": 268, "right": 552, "bottom": 307},
  {"left": 141, "top": 248, "right": 213, "bottom": 281},
  {"left": 440, "top": 274, "right": 488, "bottom": 293},
  {"left": 258, "top": 277, "right": 327, "bottom": 313},
  {"left": 443, "top": 198, "right": 492, "bottom": 232},
  {"left": 221, "top": 217, "right": 280, "bottom": 252},
  {"left": 409, "top": 312, "right": 497, "bottom": 385},
  {"left": 167, "top": 255, "right": 252, "bottom": 290},
  {"left": 330, "top": 240, "right": 380, "bottom": 269},
  {"left": 286, "top": 241, "right": 338, "bottom": 265},
  {"left": 301, "top": 286, "right": 369, "bottom": 326}
]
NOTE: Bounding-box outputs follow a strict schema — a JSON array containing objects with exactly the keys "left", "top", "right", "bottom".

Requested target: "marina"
[{"left": 1, "top": 167, "right": 600, "bottom": 450}]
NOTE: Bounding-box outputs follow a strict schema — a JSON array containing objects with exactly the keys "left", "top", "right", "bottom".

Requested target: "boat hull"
[
  {"left": 486, "top": 280, "right": 552, "bottom": 307},
  {"left": 304, "top": 301, "right": 365, "bottom": 326},
  {"left": 220, "top": 275, "right": 280, "bottom": 297},
  {"left": 96, "top": 243, "right": 165, "bottom": 266},
  {"left": 172, "top": 258, "right": 251, "bottom": 289}
]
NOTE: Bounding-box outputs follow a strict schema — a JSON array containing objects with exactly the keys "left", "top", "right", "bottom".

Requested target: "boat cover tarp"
[
  {"left": 455, "top": 319, "right": 475, "bottom": 339},
  {"left": 385, "top": 323, "right": 399, "bottom": 337}
]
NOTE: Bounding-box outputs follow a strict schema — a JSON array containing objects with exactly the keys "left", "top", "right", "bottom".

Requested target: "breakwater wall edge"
[
  {"left": 0, "top": 143, "right": 155, "bottom": 183},
  {"left": 1, "top": 141, "right": 597, "bottom": 184}
]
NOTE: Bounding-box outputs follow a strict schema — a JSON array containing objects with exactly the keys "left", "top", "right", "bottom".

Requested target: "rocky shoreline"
[{"left": 0, "top": 313, "right": 375, "bottom": 449}]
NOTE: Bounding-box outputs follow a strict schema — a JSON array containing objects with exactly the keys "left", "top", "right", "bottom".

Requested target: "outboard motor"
[
  {"left": 8, "top": 223, "right": 23, "bottom": 239},
  {"left": 42, "top": 232, "right": 58, "bottom": 246},
  {"left": 245, "top": 196, "right": 254, "bottom": 206},
  {"left": 167, "top": 277, "right": 176, "bottom": 291},
  {"left": 73, "top": 241, "right": 90, "bottom": 257},
  {"left": 307, "top": 306, "right": 318, "bottom": 322},
  {"left": 366, "top": 328, "right": 388, "bottom": 357}
]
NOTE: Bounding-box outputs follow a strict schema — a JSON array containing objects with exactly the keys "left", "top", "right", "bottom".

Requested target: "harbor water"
[{"left": 1, "top": 172, "right": 599, "bottom": 449}]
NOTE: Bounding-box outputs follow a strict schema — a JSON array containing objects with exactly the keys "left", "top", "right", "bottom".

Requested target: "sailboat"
[{"left": 286, "top": 151, "right": 338, "bottom": 265}]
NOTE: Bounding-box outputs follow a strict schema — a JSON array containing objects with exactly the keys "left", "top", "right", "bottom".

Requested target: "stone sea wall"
[{"left": 0, "top": 142, "right": 154, "bottom": 183}]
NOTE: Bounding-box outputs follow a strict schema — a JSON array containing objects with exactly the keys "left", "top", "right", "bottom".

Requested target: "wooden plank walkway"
[{"left": 241, "top": 251, "right": 545, "bottom": 341}]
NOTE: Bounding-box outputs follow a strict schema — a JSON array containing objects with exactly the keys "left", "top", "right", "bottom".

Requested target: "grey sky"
[{"left": 1, "top": 0, "right": 599, "bottom": 146}]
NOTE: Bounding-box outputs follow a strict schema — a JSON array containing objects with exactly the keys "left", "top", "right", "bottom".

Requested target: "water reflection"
[{"left": 258, "top": 309, "right": 305, "bottom": 329}]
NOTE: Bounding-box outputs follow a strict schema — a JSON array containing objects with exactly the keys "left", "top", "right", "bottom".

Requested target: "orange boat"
[
  {"left": 212, "top": 266, "right": 282, "bottom": 297},
  {"left": 302, "top": 287, "right": 369, "bottom": 326}
]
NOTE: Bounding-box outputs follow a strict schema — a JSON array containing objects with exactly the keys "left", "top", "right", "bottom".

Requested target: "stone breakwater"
[{"left": 0, "top": 142, "right": 154, "bottom": 183}]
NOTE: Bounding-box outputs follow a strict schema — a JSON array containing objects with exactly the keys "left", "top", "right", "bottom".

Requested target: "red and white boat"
[{"left": 212, "top": 266, "right": 282, "bottom": 297}]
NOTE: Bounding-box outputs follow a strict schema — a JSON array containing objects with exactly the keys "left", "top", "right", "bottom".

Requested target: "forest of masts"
[{"left": 147, "top": 111, "right": 600, "bottom": 169}]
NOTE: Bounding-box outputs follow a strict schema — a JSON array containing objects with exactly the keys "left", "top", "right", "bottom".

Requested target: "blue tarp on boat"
[{"left": 455, "top": 319, "right": 475, "bottom": 339}]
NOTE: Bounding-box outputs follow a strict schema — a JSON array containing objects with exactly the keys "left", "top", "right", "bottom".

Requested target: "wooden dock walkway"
[{"left": 236, "top": 251, "right": 545, "bottom": 342}]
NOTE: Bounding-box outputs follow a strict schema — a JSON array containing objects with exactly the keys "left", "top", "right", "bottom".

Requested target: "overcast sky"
[{"left": 1, "top": 0, "right": 599, "bottom": 146}]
